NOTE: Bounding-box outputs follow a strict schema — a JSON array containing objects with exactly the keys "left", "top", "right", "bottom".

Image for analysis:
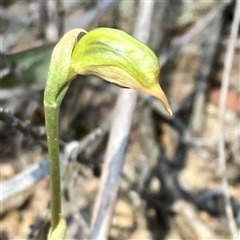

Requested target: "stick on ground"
[{"left": 90, "top": 1, "right": 155, "bottom": 239}]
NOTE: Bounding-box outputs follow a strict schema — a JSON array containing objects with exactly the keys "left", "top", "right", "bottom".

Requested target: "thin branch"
[
  {"left": 91, "top": 0, "right": 101, "bottom": 28},
  {"left": 172, "top": 200, "right": 218, "bottom": 239},
  {"left": 39, "top": 0, "right": 49, "bottom": 40},
  {"left": 66, "top": 115, "right": 112, "bottom": 160},
  {"left": 218, "top": 1, "right": 240, "bottom": 238},
  {"left": 0, "top": 120, "right": 110, "bottom": 203},
  {"left": 134, "top": 2, "right": 231, "bottom": 122},
  {"left": 0, "top": 84, "right": 45, "bottom": 101},
  {"left": 56, "top": 0, "right": 65, "bottom": 38},
  {"left": 0, "top": 6, "right": 29, "bottom": 25},
  {"left": 90, "top": 1, "right": 155, "bottom": 239},
  {"left": 0, "top": 157, "right": 66, "bottom": 204},
  {"left": 190, "top": 6, "right": 222, "bottom": 135},
  {"left": 1, "top": 156, "right": 53, "bottom": 202},
  {"left": 0, "top": 108, "right": 46, "bottom": 139},
  {"left": 159, "top": 2, "right": 230, "bottom": 66},
  {"left": 64, "top": 0, "right": 117, "bottom": 32},
  {"left": 25, "top": 202, "right": 50, "bottom": 240},
  {"left": 0, "top": 108, "right": 69, "bottom": 147}
]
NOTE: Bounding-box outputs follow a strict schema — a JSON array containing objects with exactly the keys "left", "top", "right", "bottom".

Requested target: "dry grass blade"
[
  {"left": 90, "top": 1, "right": 155, "bottom": 239},
  {"left": 218, "top": 1, "right": 240, "bottom": 239}
]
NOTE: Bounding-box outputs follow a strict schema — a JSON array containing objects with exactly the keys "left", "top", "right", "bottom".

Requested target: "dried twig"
[
  {"left": 190, "top": 5, "right": 222, "bottom": 135},
  {"left": 56, "top": 0, "right": 65, "bottom": 38},
  {"left": 0, "top": 108, "right": 46, "bottom": 139},
  {"left": 1, "top": 156, "right": 54, "bottom": 203},
  {"left": 0, "top": 120, "right": 110, "bottom": 203},
  {"left": 90, "top": 1, "right": 155, "bottom": 239},
  {"left": 25, "top": 203, "right": 50, "bottom": 240},
  {"left": 39, "top": 0, "right": 49, "bottom": 40},
  {"left": 159, "top": 2, "right": 230, "bottom": 66},
  {"left": 155, "top": 156, "right": 218, "bottom": 239},
  {"left": 91, "top": 0, "right": 101, "bottom": 28},
  {"left": 66, "top": 115, "right": 112, "bottom": 161},
  {"left": 218, "top": 1, "right": 240, "bottom": 238},
  {"left": 172, "top": 200, "right": 218, "bottom": 239},
  {"left": 0, "top": 6, "right": 29, "bottom": 25},
  {"left": 136, "top": 2, "right": 231, "bottom": 126},
  {"left": 64, "top": 0, "right": 117, "bottom": 32},
  {"left": 0, "top": 6, "right": 34, "bottom": 51},
  {"left": 0, "top": 84, "right": 45, "bottom": 101}
]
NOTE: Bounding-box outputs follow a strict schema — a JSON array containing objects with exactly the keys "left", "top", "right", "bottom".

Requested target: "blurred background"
[{"left": 0, "top": 0, "right": 239, "bottom": 239}]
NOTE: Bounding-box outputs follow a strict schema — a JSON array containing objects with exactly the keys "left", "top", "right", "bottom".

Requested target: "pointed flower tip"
[
  {"left": 70, "top": 27, "right": 173, "bottom": 115},
  {"left": 146, "top": 83, "right": 172, "bottom": 115},
  {"left": 162, "top": 100, "right": 172, "bottom": 116},
  {"left": 166, "top": 106, "right": 173, "bottom": 116}
]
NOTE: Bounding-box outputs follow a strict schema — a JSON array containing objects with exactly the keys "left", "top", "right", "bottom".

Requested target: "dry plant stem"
[
  {"left": 0, "top": 108, "right": 45, "bottom": 139},
  {"left": 56, "top": 0, "right": 65, "bottom": 37},
  {"left": 218, "top": 1, "right": 240, "bottom": 238},
  {"left": 65, "top": 0, "right": 116, "bottom": 32},
  {"left": 92, "top": 0, "right": 101, "bottom": 28},
  {"left": 0, "top": 120, "right": 109, "bottom": 203},
  {"left": 159, "top": 1, "right": 229, "bottom": 66},
  {"left": 90, "top": 1, "right": 155, "bottom": 239},
  {"left": 91, "top": 90, "right": 137, "bottom": 239},
  {"left": 172, "top": 200, "right": 218, "bottom": 239},
  {"left": 25, "top": 206, "right": 50, "bottom": 240},
  {"left": 190, "top": 9, "right": 221, "bottom": 135},
  {"left": 39, "top": 0, "right": 49, "bottom": 40}
]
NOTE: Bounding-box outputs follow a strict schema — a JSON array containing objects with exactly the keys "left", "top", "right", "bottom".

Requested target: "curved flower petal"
[{"left": 71, "top": 28, "right": 172, "bottom": 115}]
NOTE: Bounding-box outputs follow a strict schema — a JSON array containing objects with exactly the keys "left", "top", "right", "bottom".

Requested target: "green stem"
[{"left": 45, "top": 104, "right": 61, "bottom": 230}]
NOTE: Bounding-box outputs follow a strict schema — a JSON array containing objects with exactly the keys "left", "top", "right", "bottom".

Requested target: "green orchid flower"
[{"left": 44, "top": 27, "right": 172, "bottom": 239}]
